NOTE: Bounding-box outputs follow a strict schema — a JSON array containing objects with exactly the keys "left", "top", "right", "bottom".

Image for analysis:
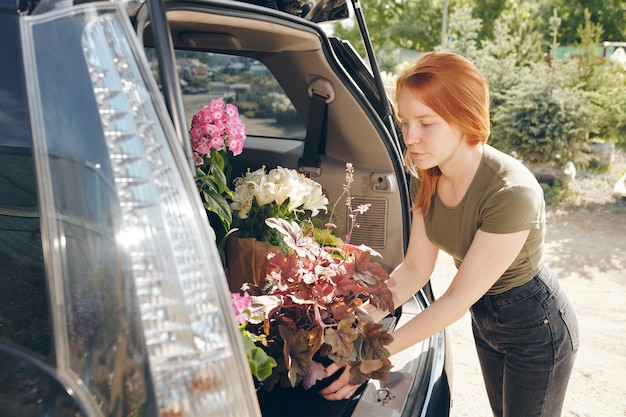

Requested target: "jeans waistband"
[{"left": 472, "top": 264, "right": 559, "bottom": 309}]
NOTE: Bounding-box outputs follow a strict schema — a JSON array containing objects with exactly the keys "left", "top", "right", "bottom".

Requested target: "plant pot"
[
  {"left": 225, "top": 233, "right": 274, "bottom": 292},
  {"left": 256, "top": 366, "right": 365, "bottom": 417}
]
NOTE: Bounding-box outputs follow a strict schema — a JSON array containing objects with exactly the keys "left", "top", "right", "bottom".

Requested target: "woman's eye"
[{"left": 398, "top": 120, "right": 434, "bottom": 130}]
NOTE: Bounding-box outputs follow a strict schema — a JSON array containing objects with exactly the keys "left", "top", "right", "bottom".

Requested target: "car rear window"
[{"left": 174, "top": 50, "right": 307, "bottom": 140}]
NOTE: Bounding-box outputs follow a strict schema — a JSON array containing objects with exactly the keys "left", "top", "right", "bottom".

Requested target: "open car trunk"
[{"left": 133, "top": 0, "right": 451, "bottom": 416}]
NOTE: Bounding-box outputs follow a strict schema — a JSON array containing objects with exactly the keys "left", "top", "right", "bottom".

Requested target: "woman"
[{"left": 319, "top": 51, "right": 579, "bottom": 417}]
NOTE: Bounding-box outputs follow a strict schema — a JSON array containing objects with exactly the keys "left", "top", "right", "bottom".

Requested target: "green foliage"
[
  {"left": 332, "top": 0, "right": 442, "bottom": 66},
  {"left": 473, "top": 45, "right": 520, "bottom": 110},
  {"left": 241, "top": 327, "right": 277, "bottom": 382},
  {"left": 567, "top": 10, "right": 626, "bottom": 146},
  {"left": 496, "top": 3, "right": 546, "bottom": 65},
  {"left": 440, "top": 6, "right": 482, "bottom": 57},
  {"left": 469, "top": 6, "right": 544, "bottom": 106},
  {"left": 447, "top": 1, "right": 545, "bottom": 67},
  {"left": 441, "top": 5, "right": 625, "bottom": 169},
  {"left": 543, "top": 180, "right": 578, "bottom": 206},
  {"left": 582, "top": 66, "right": 626, "bottom": 145},
  {"left": 388, "top": 0, "right": 443, "bottom": 51},
  {"left": 599, "top": 85, "right": 626, "bottom": 145},
  {"left": 490, "top": 62, "right": 593, "bottom": 168},
  {"left": 196, "top": 148, "right": 233, "bottom": 243},
  {"left": 337, "top": 0, "right": 626, "bottom": 59},
  {"left": 472, "top": 0, "right": 507, "bottom": 41},
  {"left": 550, "top": 0, "right": 626, "bottom": 44},
  {"left": 331, "top": 0, "right": 398, "bottom": 62},
  {"left": 233, "top": 194, "right": 301, "bottom": 248},
  {"left": 574, "top": 8, "right": 606, "bottom": 90}
]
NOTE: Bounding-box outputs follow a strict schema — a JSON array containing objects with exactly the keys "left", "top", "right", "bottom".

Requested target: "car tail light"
[{"left": 22, "top": 2, "right": 261, "bottom": 416}]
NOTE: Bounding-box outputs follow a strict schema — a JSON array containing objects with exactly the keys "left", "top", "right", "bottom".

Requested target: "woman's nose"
[{"left": 403, "top": 128, "right": 421, "bottom": 145}]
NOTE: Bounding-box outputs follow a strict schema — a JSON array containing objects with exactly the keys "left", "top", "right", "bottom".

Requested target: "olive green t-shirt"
[{"left": 410, "top": 144, "right": 545, "bottom": 294}]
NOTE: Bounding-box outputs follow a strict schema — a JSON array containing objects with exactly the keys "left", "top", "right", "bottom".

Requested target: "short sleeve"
[{"left": 479, "top": 185, "right": 542, "bottom": 234}]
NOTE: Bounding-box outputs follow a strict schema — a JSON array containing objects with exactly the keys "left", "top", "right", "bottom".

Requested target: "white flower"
[
  {"left": 231, "top": 167, "right": 267, "bottom": 218},
  {"left": 303, "top": 180, "right": 329, "bottom": 216},
  {"left": 230, "top": 166, "right": 329, "bottom": 221},
  {"left": 265, "top": 167, "right": 294, "bottom": 206},
  {"left": 255, "top": 180, "right": 279, "bottom": 207}
]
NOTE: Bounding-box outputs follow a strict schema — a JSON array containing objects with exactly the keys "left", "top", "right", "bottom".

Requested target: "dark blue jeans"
[{"left": 470, "top": 264, "right": 579, "bottom": 417}]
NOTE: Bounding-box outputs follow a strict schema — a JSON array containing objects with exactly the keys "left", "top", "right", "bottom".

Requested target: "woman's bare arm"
[
  {"left": 319, "top": 226, "right": 530, "bottom": 400},
  {"left": 368, "top": 211, "right": 439, "bottom": 322}
]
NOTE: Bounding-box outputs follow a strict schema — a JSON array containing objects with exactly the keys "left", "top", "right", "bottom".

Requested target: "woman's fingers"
[
  {"left": 318, "top": 366, "right": 359, "bottom": 400},
  {"left": 322, "top": 361, "right": 343, "bottom": 378}
]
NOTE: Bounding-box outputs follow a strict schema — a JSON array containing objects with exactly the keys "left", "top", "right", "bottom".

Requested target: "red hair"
[{"left": 395, "top": 52, "right": 491, "bottom": 215}]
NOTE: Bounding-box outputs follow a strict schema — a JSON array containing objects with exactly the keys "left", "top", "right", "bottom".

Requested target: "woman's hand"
[{"left": 318, "top": 361, "right": 361, "bottom": 400}]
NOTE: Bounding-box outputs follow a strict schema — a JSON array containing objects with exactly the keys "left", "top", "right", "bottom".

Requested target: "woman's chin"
[{"left": 412, "top": 158, "right": 434, "bottom": 170}]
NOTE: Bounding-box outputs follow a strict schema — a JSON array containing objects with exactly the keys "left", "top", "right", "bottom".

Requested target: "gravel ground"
[{"left": 431, "top": 148, "right": 626, "bottom": 417}]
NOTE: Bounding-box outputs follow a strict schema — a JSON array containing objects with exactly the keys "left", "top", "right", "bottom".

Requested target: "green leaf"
[
  {"left": 202, "top": 189, "right": 232, "bottom": 230},
  {"left": 210, "top": 148, "right": 227, "bottom": 171},
  {"left": 241, "top": 330, "right": 277, "bottom": 382},
  {"left": 209, "top": 149, "right": 233, "bottom": 196},
  {"left": 248, "top": 346, "right": 277, "bottom": 382},
  {"left": 212, "top": 162, "right": 231, "bottom": 196}
]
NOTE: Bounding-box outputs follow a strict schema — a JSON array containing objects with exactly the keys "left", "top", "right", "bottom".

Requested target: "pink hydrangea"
[{"left": 189, "top": 98, "right": 247, "bottom": 165}]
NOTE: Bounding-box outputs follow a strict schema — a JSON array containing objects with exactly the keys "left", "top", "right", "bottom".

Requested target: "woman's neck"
[{"left": 437, "top": 144, "right": 484, "bottom": 207}]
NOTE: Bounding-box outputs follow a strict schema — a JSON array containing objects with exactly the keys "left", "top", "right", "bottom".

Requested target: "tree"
[
  {"left": 388, "top": 0, "right": 443, "bottom": 52},
  {"left": 444, "top": 5, "right": 596, "bottom": 169},
  {"left": 332, "top": 0, "right": 444, "bottom": 60},
  {"left": 499, "top": 3, "right": 546, "bottom": 65},
  {"left": 332, "top": 0, "right": 402, "bottom": 71},
  {"left": 335, "top": 0, "right": 626, "bottom": 61},
  {"left": 570, "top": 10, "right": 626, "bottom": 145},
  {"left": 342, "top": 0, "right": 626, "bottom": 161},
  {"left": 474, "top": 19, "right": 522, "bottom": 107},
  {"left": 490, "top": 62, "right": 593, "bottom": 168},
  {"left": 549, "top": 0, "right": 626, "bottom": 44},
  {"left": 472, "top": 0, "right": 507, "bottom": 41},
  {"left": 574, "top": 8, "right": 606, "bottom": 90},
  {"left": 439, "top": 6, "right": 482, "bottom": 58}
]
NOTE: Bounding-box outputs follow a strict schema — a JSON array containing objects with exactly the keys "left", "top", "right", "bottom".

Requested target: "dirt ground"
[{"left": 431, "top": 152, "right": 626, "bottom": 417}]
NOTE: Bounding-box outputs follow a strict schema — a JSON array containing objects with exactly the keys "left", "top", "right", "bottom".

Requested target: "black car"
[{"left": 0, "top": 0, "right": 451, "bottom": 415}]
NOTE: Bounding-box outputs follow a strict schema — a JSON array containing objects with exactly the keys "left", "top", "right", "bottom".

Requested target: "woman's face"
[{"left": 396, "top": 88, "right": 465, "bottom": 171}]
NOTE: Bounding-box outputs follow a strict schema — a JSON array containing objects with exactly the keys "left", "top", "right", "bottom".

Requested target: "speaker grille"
[{"left": 346, "top": 196, "right": 387, "bottom": 248}]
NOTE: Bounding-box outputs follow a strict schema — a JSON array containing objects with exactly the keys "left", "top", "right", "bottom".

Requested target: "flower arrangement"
[
  {"left": 231, "top": 164, "right": 395, "bottom": 393},
  {"left": 189, "top": 98, "right": 246, "bottom": 241},
  {"left": 229, "top": 166, "right": 330, "bottom": 248}
]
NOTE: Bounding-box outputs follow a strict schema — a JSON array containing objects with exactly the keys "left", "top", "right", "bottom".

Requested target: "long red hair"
[{"left": 395, "top": 52, "right": 491, "bottom": 215}]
